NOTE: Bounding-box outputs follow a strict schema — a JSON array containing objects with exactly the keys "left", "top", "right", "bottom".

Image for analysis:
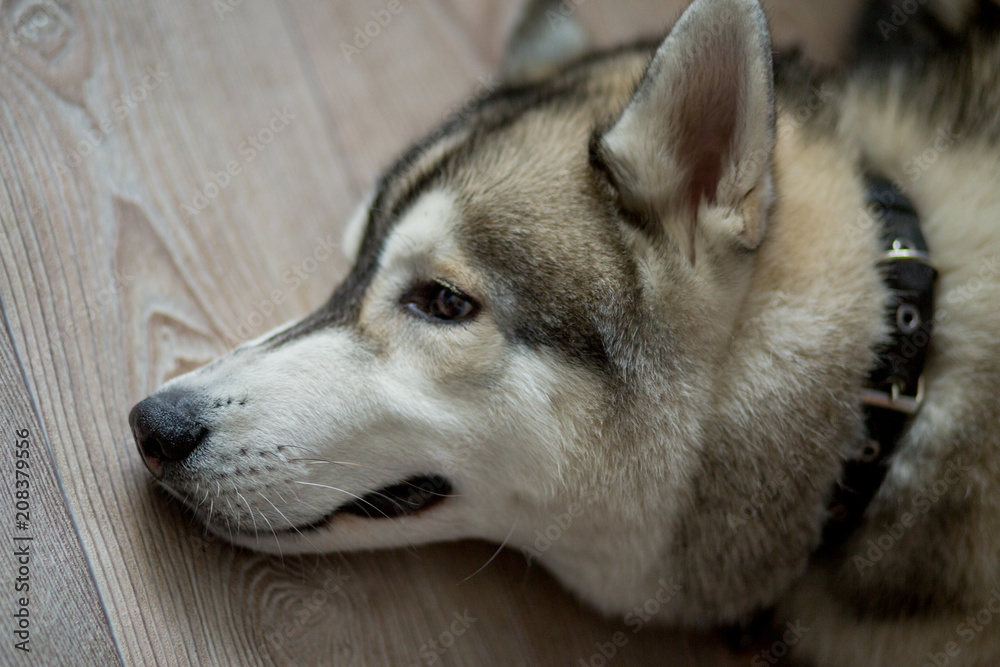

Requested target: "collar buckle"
[
  {"left": 861, "top": 375, "right": 925, "bottom": 415},
  {"left": 879, "top": 242, "right": 934, "bottom": 267},
  {"left": 819, "top": 176, "right": 938, "bottom": 555}
]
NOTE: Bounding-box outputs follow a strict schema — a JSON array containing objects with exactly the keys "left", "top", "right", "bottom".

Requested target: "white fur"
[{"left": 157, "top": 191, "right": 608, "bottom": 564}]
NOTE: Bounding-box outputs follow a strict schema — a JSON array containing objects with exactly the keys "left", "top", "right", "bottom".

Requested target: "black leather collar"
[
  {"left": 819, "top": 176, "right": 939, "bottom": 552},
  {"left": 723, "top": 177, "right": 939, "bottom": 652}
]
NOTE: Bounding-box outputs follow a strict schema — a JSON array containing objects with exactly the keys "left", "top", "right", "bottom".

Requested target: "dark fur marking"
[
  {"left": 264, "top": 134, "right": 462, "bottom": 347},
  {"left": 263, "top": 49, "right": 654, "bottom": 351},
  {"left": 587, "top": 126, "right": 665, "bottom": 242}
]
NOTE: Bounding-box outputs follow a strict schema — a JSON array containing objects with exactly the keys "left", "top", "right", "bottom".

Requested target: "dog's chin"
[{"left": 285, "top": 473, "right": 454, "bottom": 532}]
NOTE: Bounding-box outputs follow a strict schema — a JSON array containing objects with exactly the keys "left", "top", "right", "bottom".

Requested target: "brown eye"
[{"left": 403, "top": 281, "right": 479, "bottom": 323}]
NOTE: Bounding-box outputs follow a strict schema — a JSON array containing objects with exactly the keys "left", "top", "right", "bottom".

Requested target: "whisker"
[
  {"left": 257, "top": 491, "right": 319, "bottom": 551},
  {"left": 225, "top": 497, "right": 241, "bottom": 535},
  {"left": 286, "top": 483, "right": 321, "bottom": 513},
  {"left": 290, "top": 458, "right": 387, "bottom": 488},
  {"left": 195, "top": 487, "right": 210, "bottom": 512},
  {"left": 160, "top": 483, "right": 208, "bottom": 534},
  {"left": 296, "top": 480, "right": 436, "bottom": 519},
  {"left": 292, "top": 481, "right": 420, "bottom": 555},
  {"left": 256, "top": 509, "right": 284, "bottom": 567},
  {"left": 292, "top": 481, "right": 397, "bottom": 521},
  {"left": 458, "top": 521, "right": 516, "bottom": 585},
  {"left": 236, "top": 491, "right": 258, "bottom": 537},
  {"left": 295, "top": 497, "right": 326, "bottom": 516},
  {"left": 292, "top": 459, "right": 459, "bottom": 498}
]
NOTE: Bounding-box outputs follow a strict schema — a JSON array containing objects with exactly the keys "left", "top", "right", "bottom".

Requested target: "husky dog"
[{"left": 130, "top": 0, "right": 1000, "bottom": 663}]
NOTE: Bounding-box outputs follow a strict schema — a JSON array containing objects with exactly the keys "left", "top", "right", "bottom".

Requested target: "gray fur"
[{"left": 502, "top": 0, "right": 591, "bottom": 83}]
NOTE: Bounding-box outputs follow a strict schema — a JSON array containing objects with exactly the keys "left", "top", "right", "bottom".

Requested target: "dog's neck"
[
  {"left": 721, "top": 176, "right": 939, "bottom": 647},
  {"left": 599, "top": 122, "right": 933, "bottom": 626},
  {"left": 819, "top": 176, "right": 938, "bottom": 552}
]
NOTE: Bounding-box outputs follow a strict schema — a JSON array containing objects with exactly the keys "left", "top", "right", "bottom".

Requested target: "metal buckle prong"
[{"left": 861, "top": 375, "right": 925, "bottom": 415}]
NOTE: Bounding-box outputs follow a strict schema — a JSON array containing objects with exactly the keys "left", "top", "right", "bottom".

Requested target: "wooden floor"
[{"left": 0, "top": 1, "right": 864, "bottom": 665}]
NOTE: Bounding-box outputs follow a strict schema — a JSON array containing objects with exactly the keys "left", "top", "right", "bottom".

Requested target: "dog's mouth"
[{"left": 293, "top": 474, "right": 453, "bottom": 532}]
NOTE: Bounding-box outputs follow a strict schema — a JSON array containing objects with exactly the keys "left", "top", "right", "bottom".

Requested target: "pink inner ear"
[{"left": 676, "top": 66, "right": 741, "bottom": 211}]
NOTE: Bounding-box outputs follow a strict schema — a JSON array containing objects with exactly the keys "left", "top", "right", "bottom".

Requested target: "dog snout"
[{"left": 129, "top": 389, "right": 209, "bottom": 478}]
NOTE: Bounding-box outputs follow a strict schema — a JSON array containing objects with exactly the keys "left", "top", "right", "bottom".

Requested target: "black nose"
[{"left": 129, "top": 389, "right": 209, "bottom": 477}]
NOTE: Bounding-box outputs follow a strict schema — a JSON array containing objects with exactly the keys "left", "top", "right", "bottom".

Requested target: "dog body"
[{"left": 130, "top": 1, "right": 1000, "bottom": 664}]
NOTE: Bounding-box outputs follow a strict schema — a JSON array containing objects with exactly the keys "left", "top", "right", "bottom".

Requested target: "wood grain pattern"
[
  {"left": 0, "top": 314, "right": 120, "bottom": 666},
  {"left": 0, "top": 1, "right": 862, "bottom": 664}
]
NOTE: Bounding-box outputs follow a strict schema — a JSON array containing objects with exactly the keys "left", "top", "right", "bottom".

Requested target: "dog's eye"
[{"left": 402, "top": 281, "right": 479, "bottom": 323}]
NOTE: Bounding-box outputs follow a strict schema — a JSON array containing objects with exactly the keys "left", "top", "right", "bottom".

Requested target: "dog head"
[{"left": 131, "top": 0, "right": 880, "bottom": 624}]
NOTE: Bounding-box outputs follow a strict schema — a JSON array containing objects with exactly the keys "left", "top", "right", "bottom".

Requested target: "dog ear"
[
  {"left": 502, "top": 0, "right": 590, "bottom": 84},
  {"left": 593, "top": 0, "right": 775, "bottom": 261}
]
